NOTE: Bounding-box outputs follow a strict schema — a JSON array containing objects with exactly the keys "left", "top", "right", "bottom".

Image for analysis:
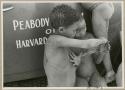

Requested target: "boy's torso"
[
  {"left": 72, "top": 33, "right": 97, "bottom": 78},
  {"left": 44, "top": 36, "right": 74, "bottom": 70},
  {"left": 45, "top": 33, "right": 97, "bottom": 77}
]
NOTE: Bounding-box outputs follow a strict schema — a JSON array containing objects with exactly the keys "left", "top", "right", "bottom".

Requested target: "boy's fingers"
[
  {"left": 88, "top": 39, "right": 107, "bottom": 48},
  {"left": 70, "top": 59, "right": 74, "bottom": 62},
  {"left": 69, "top": 52, "right": 76, "bottom": 60},
  {"left": 70, "top": 51, "right": 76, "bottom": 57},
  {"left": 69, "top": 52, "right": 74, "bottom": 60},
  {"left": 73, "top": 63, "right": 77, "bottom": 66},
  {"left": 73, "top": 63, "right": 79, "bottom": 67}
]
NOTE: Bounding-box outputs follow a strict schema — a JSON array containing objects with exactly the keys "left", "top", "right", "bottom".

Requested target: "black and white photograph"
[{"left": 1, "top": 0, "right": 124, "bottom": 89}]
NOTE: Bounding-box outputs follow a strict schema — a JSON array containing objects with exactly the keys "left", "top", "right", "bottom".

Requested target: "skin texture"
[
  {"left": 52, "top": 3, "right": 115, "bottom": 83},
  {"left": 44, "top": 18, "right": 107, "bottom": 86},
  {"left": 92, "top": 3, "right": 115, "bottom": 82},
  {"left": 70, "top": 33, "right": 107, "bottom": 87},
  {"left": 81, "top": 3, "right": 115, "bottom": 83}
]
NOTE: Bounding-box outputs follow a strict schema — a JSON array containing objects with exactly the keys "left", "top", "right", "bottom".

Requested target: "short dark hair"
[{"left": 50, "top": 4, "right": 81, "bottom": 29}]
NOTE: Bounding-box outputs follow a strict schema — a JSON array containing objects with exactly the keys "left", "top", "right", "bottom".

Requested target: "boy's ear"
[{"left": 58, "top": 27, "right": 65, "bottom": 33}]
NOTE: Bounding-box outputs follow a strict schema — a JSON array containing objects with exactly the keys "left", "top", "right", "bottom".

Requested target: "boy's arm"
[{"left": 49, "top": 35, "right": 107, "bottom": 49}]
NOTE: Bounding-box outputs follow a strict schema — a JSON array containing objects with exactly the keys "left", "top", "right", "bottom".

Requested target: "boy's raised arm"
[{"left": 49, "top": 35, "right": 107, "bottom": 49}]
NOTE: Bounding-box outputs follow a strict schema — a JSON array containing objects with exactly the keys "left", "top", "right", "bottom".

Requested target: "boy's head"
[{"left": 50, "top": 4, "right": 86, "bottom": 38}]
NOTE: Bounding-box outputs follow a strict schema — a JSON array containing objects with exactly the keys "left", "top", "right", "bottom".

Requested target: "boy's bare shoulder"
[
  {"left": 48, "top": 35, "right": 66, "bottom": 42},
  {"left": 47, "top": 35, "right": 67, "bottom": 47},
  {"left": 46, "top": 35, "right": 61, "bottom": 48},
  {"left": 47, "top": 35, "right": 58, "bottom": 45}
]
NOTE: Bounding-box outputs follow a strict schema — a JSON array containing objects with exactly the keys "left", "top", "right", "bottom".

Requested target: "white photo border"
[{"left": 1, "top": 0, "right": 124, "bottom": 90}]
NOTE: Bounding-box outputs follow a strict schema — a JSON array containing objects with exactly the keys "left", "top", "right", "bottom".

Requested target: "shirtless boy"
[
  {"left": 52, "top": 3, "right": 115, "bottom": 83},
  {"left": 66, "top": 12, "right": 108, "bottom": 87},
  {"left": 44, "top": 5, "right": 107, "bottom": 87}
]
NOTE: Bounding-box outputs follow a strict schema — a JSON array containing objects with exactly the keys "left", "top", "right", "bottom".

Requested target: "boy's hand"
[
  {"left": 95, "top": 41, "right": 111, "bottom": 64},
  {"left": 69, "top": 51, "right": 82, "bottom": 67},
  {"left": 88, "top": 38, "right": 107, "bottom": 48}
]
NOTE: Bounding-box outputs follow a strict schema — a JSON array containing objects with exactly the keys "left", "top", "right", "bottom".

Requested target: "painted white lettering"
[
  {"left": 25, "top": 40, "right": 30, "bottom": 47},
  {"left": 16, "top": 40, "right": 22, "bottom": 48},
  {"left": 39, "top": 38, "right": 43, "bottom": 44},
  {"left": 13, "top": 20, "right": 19, "bottom": 31},
  {"left": 29, "top": 39, "right": 34, "bottom": 46},
  {"left": 35, "top": 19, "right": 41, "bottom": 28},
  {"left": 46, "top": 29, "right": 52, "bottom": 34},
  {"left": 43, "top": 37, "right": 47, "bottom": 44},
  {"left": 25, "top": 20, "right": 31, "bottom": 29},
  {"left": 45, "top": 18, "right": 49, "bottom": 26},
  {"left": 35, "top": 38, "right": 39, "bottom": 45},
  {"left": 30, "top": 19, "right": 35, "bottom": 29},
  {"left": 19, "top": 21, "right": 24, "bottom": 30},
  {"left": 40, "top": 18, "right": 45, "bottom": 27},
  {"left": 22, "top": 41, "right": 26, "bottom": 47}
]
